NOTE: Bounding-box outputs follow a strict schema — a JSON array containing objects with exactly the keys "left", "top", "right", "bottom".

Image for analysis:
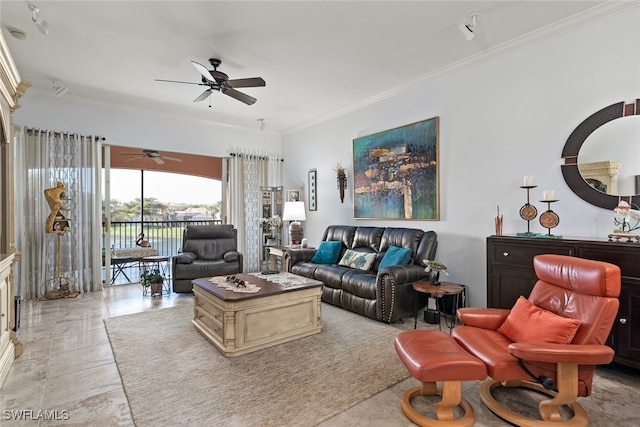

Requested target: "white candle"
[
  {"left": 524, "top": 176, "right": 534, "bottom": 186},
  {"left": 543, "top": 190, "right": 555, "bottom": 201}
]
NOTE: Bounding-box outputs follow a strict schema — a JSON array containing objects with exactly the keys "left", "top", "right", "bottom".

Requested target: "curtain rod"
[
  {"left": 25, "top": 127, "right": 104, "bottom": 141},
  {"left": 229, "top": 152, "right": 284, "bottom": 161}
]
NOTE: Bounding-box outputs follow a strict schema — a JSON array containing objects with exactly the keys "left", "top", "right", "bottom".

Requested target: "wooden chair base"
[
  {"left": 479, "top": 379, "right": 589, "bottom": 427},
  {"left": 401, "top": 381, "right": 476, "bottom": 427}
]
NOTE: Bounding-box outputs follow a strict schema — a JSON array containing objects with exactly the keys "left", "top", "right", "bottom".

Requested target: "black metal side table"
[
  {"left": 140, "top": 255, "right": 171, "bottom": 297},
  {"left": 111, "top": 256, "right": 133, "bottom": 285}
]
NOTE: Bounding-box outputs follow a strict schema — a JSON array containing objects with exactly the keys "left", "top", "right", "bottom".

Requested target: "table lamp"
[{"left": 283, "top": 201, "right": 306, "bottom": 245}]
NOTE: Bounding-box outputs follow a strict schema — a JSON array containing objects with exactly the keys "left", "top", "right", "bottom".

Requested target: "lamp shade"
[{"left": 282, "top": 201, "right": 306, "bottom": 221}]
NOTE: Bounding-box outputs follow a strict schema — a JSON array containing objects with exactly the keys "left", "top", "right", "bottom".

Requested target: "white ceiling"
[{"left": 0, "top": 1, "right": 626, "bottom": 134}]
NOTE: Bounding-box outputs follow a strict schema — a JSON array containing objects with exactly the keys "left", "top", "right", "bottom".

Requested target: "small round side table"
[{"left": 412, "top": 280, "right": 465, "bottom": 333}]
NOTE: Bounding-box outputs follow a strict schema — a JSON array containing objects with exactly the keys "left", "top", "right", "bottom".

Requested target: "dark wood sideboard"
[{"left": 487, "top": 235, "right": 640, "bottom": 369}]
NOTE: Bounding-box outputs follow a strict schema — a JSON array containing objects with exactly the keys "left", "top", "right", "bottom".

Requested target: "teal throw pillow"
[
  {"left": 338, "top": 249, "right": 376, "bottom": 271},
  {"left": 378, "top": 245, "right": 412, "bottom": 269},
  {"left": 311, "top": 241, "right": 342, "bottom": 264}
]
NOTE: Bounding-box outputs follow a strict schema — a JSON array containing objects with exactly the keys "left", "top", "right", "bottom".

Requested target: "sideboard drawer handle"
[
  {"left": 502, "top": 252, "right": 509, "bottom": 257},
  {"left": 619, "top": 318, "right": 627, "bottom": 325}
]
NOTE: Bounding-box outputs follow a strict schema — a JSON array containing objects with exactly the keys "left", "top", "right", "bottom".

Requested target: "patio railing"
[{"left": 105, "top": 219, "right": 222, "bottom": 259}]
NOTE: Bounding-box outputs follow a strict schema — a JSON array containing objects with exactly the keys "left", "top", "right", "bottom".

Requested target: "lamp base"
[{"left": 289, "top": 221, "right": 303, "bottom": 245}]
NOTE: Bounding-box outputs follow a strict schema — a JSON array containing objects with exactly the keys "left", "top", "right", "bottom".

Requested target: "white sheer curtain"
[
  {"left": 14, "top": 128, "right": 103, "bottom": 299},
  {"left": 226, "top": 149, "right": 282, "bottom": 272}
]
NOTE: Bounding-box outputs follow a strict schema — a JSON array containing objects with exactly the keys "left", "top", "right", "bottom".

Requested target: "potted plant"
[{"left": 141, "top": 268, "right": 164, "bottom": 295}]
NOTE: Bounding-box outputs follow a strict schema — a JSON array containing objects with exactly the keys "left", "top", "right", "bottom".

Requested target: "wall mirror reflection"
[
  {"left": 561, "top": 99, "right": 640, "bottom": 210},
  {"left": 578, "top": 116, "right": 640, "bottom": 196}
]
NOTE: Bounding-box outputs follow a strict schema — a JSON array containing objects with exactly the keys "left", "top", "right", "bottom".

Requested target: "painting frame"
[
  {"left": 352, "top": 116, "right": 440, "bottom": 220},
  {"left": 308, "top": 169, "right": 317, "bottom": 211},
  {"left": 286, "top": 189, "right": 301, "bottom": 202}
]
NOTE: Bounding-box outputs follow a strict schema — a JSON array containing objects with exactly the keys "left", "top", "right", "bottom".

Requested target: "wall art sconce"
[{"left": 335, "top": 164, "right": 347, "bottom": 203}]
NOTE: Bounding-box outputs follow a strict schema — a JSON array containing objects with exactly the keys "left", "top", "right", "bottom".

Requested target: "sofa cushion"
[
  {"left": 182, "top": 224, "right": 237, "bottom": 261},
  {"left": 380, "top": 228, "right": 424, "bottom": 255},
  {"left": 497, "top": 296, "right": 581, "bottom": 344},
  {"left": 173, "top": 259, "right": 240, "bottom": 280},
  {"left": 341, "top": 270, "right": 378, "bottom": 299},
  {"left": 378, "top": 245, "right": 412, "bottom": 269},
  {"left": 291, "top": 262, "right": 319, "bottom": 278},
  {"left": 339, "top": 249, "right": 376, "bottom": 271},
  {"left": 351, "top": 227, "right": 385, "bottom": 252},
  {"left": 311, "top": 240, "right": 342, "bottom": 264},
  {"left": 314, "top": 265, "right": 350, "bottom": 289}
]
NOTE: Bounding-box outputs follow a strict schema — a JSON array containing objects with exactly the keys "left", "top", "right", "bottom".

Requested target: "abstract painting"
[{"left": 352, "top": 117, "right": 439, "bottom": 220}]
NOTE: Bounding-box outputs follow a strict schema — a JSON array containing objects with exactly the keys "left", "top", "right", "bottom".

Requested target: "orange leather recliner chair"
[{"left": 453, "top": 254, "right": 620, "bottom": 426}]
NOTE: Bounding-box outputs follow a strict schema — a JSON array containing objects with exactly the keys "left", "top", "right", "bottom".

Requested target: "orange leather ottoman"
[{"left": 394, "top": 330, "right": 487, "bottom": 427}]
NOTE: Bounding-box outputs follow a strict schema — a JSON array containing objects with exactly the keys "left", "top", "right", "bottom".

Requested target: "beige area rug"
[{"left": 104, "top": 303, "right": 410, "bottom": 427}]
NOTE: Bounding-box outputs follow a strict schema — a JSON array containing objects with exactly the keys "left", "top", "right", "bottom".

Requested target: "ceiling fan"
[
  {"left": 121, "top": 149, "right": 182, "bottom": 165},
  {"left": 156, "top": 58, "right": 266, "bottom": 105}
]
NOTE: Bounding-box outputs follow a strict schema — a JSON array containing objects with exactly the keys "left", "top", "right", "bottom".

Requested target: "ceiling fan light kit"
[{"left": 157, "top": 58, "right": 265, "bottom": 106}]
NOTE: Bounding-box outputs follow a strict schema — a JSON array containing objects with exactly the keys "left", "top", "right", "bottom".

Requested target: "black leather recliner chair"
[{"left": 172, "top": 224, "right": 243, "bottom": 293}]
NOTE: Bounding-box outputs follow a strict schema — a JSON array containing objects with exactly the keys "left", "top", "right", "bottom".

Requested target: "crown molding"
[
  {"left": 282, "top": 2, "right": 638, "bottom": 136},
  {"left": 25, "top": 86, "right": 279, "bottom": 136}
]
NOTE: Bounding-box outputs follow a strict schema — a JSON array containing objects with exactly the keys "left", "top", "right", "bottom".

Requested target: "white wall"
[
  {"left": 282, "top": 8, "right": 640, "bottom": 307},
  {"left": 13, "top": 94, "right": 281, "bottom": 157}
]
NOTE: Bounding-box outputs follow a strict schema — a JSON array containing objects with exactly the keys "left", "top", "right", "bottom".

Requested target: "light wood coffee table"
[{"left": 192, "top": 272, "right": 323, "bottom": 357}]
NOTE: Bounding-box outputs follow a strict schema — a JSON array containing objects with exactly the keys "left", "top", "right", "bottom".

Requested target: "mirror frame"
[{"left": 561, "top": 99, "right": 640, "bottom": 210}]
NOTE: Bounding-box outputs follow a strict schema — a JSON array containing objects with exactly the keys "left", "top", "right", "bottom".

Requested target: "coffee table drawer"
[
  {"left": 194, "top": 308, "right": 223, "bottom": 342},
  {"left": 193, "top": 288, "right": 224, "bottom": 342}
]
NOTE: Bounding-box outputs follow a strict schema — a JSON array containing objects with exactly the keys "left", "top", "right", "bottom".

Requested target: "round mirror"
[{"left": 561, "top": 99, "right": 640, "bottom": 209}]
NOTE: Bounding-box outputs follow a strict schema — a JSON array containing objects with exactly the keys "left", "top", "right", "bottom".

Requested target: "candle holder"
[
  {"left": 517, "top": 185, "right": 538, "bottom": 236},
  {"left": 539, "top": 199, "right": 562, "bottom": 238}
]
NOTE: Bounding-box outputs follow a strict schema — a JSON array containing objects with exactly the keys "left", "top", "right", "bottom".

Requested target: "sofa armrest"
[
  {"left": 457, "top": 307, "right": 510, "bottom": 330},
  {"left": 175, "top": 252, "right": 197, "bottom": 264},
  {"left": 223, "top": 250, "right": 240, "bottom": 262},
  {"left": 377, "top": 263, "right": 427, "bottom": 283},
  {"left": 284, "top": 247, "right": 316, "bottom": 271},
  {"left": 376, "top": 264, "right": 428, "bottom": 323}
]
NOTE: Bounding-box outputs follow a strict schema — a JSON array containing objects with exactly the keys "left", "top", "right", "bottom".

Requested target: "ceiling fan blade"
[
  {"left": 191, "top": 61, "right": 215, "bottom": 82},
  {"left": 193, "top": 89, "right": 213, "bottom": 103},
  {"left": 152, "top": 157, "right": 165, "bottom": 165},
  {"left": 222, "top": 87, "right": 257, "bottom": 105},
  {"left": 227, "top": 77, "right": 266, "bottom": 88},
  {"left": 155, "top": 79, "right": 204, "bottom": 86},
  {"left": 162, "top": 156, "right": 183, "bottom": 162},
  {"left": 125, "top": 156, "right": 142, "bottom": 162}
]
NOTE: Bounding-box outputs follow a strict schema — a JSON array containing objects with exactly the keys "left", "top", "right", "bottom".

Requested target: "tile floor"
[{"left": 1, "top": 281, "right": 639, "bottom": 426}]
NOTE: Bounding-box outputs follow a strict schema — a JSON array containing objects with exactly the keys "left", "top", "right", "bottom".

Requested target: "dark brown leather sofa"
[
  {"left": 172, "top": 224, "right": 243, "bottom": 293},
  {"left": 286, "top": 225, "right": 437, "bottom": 323}
]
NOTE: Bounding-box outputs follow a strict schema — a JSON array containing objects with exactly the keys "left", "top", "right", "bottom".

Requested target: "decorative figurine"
[
  {"left": 609, "top": 200, "right": 640, "bottom": 242},
  {"left": 44, "top": 181, "right": 70, "bottom": 233}
]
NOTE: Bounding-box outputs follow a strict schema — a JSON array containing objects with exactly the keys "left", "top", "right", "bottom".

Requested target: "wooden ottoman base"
[{"left": 394, "top": 330, "right": 487, "bottom": 427}]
